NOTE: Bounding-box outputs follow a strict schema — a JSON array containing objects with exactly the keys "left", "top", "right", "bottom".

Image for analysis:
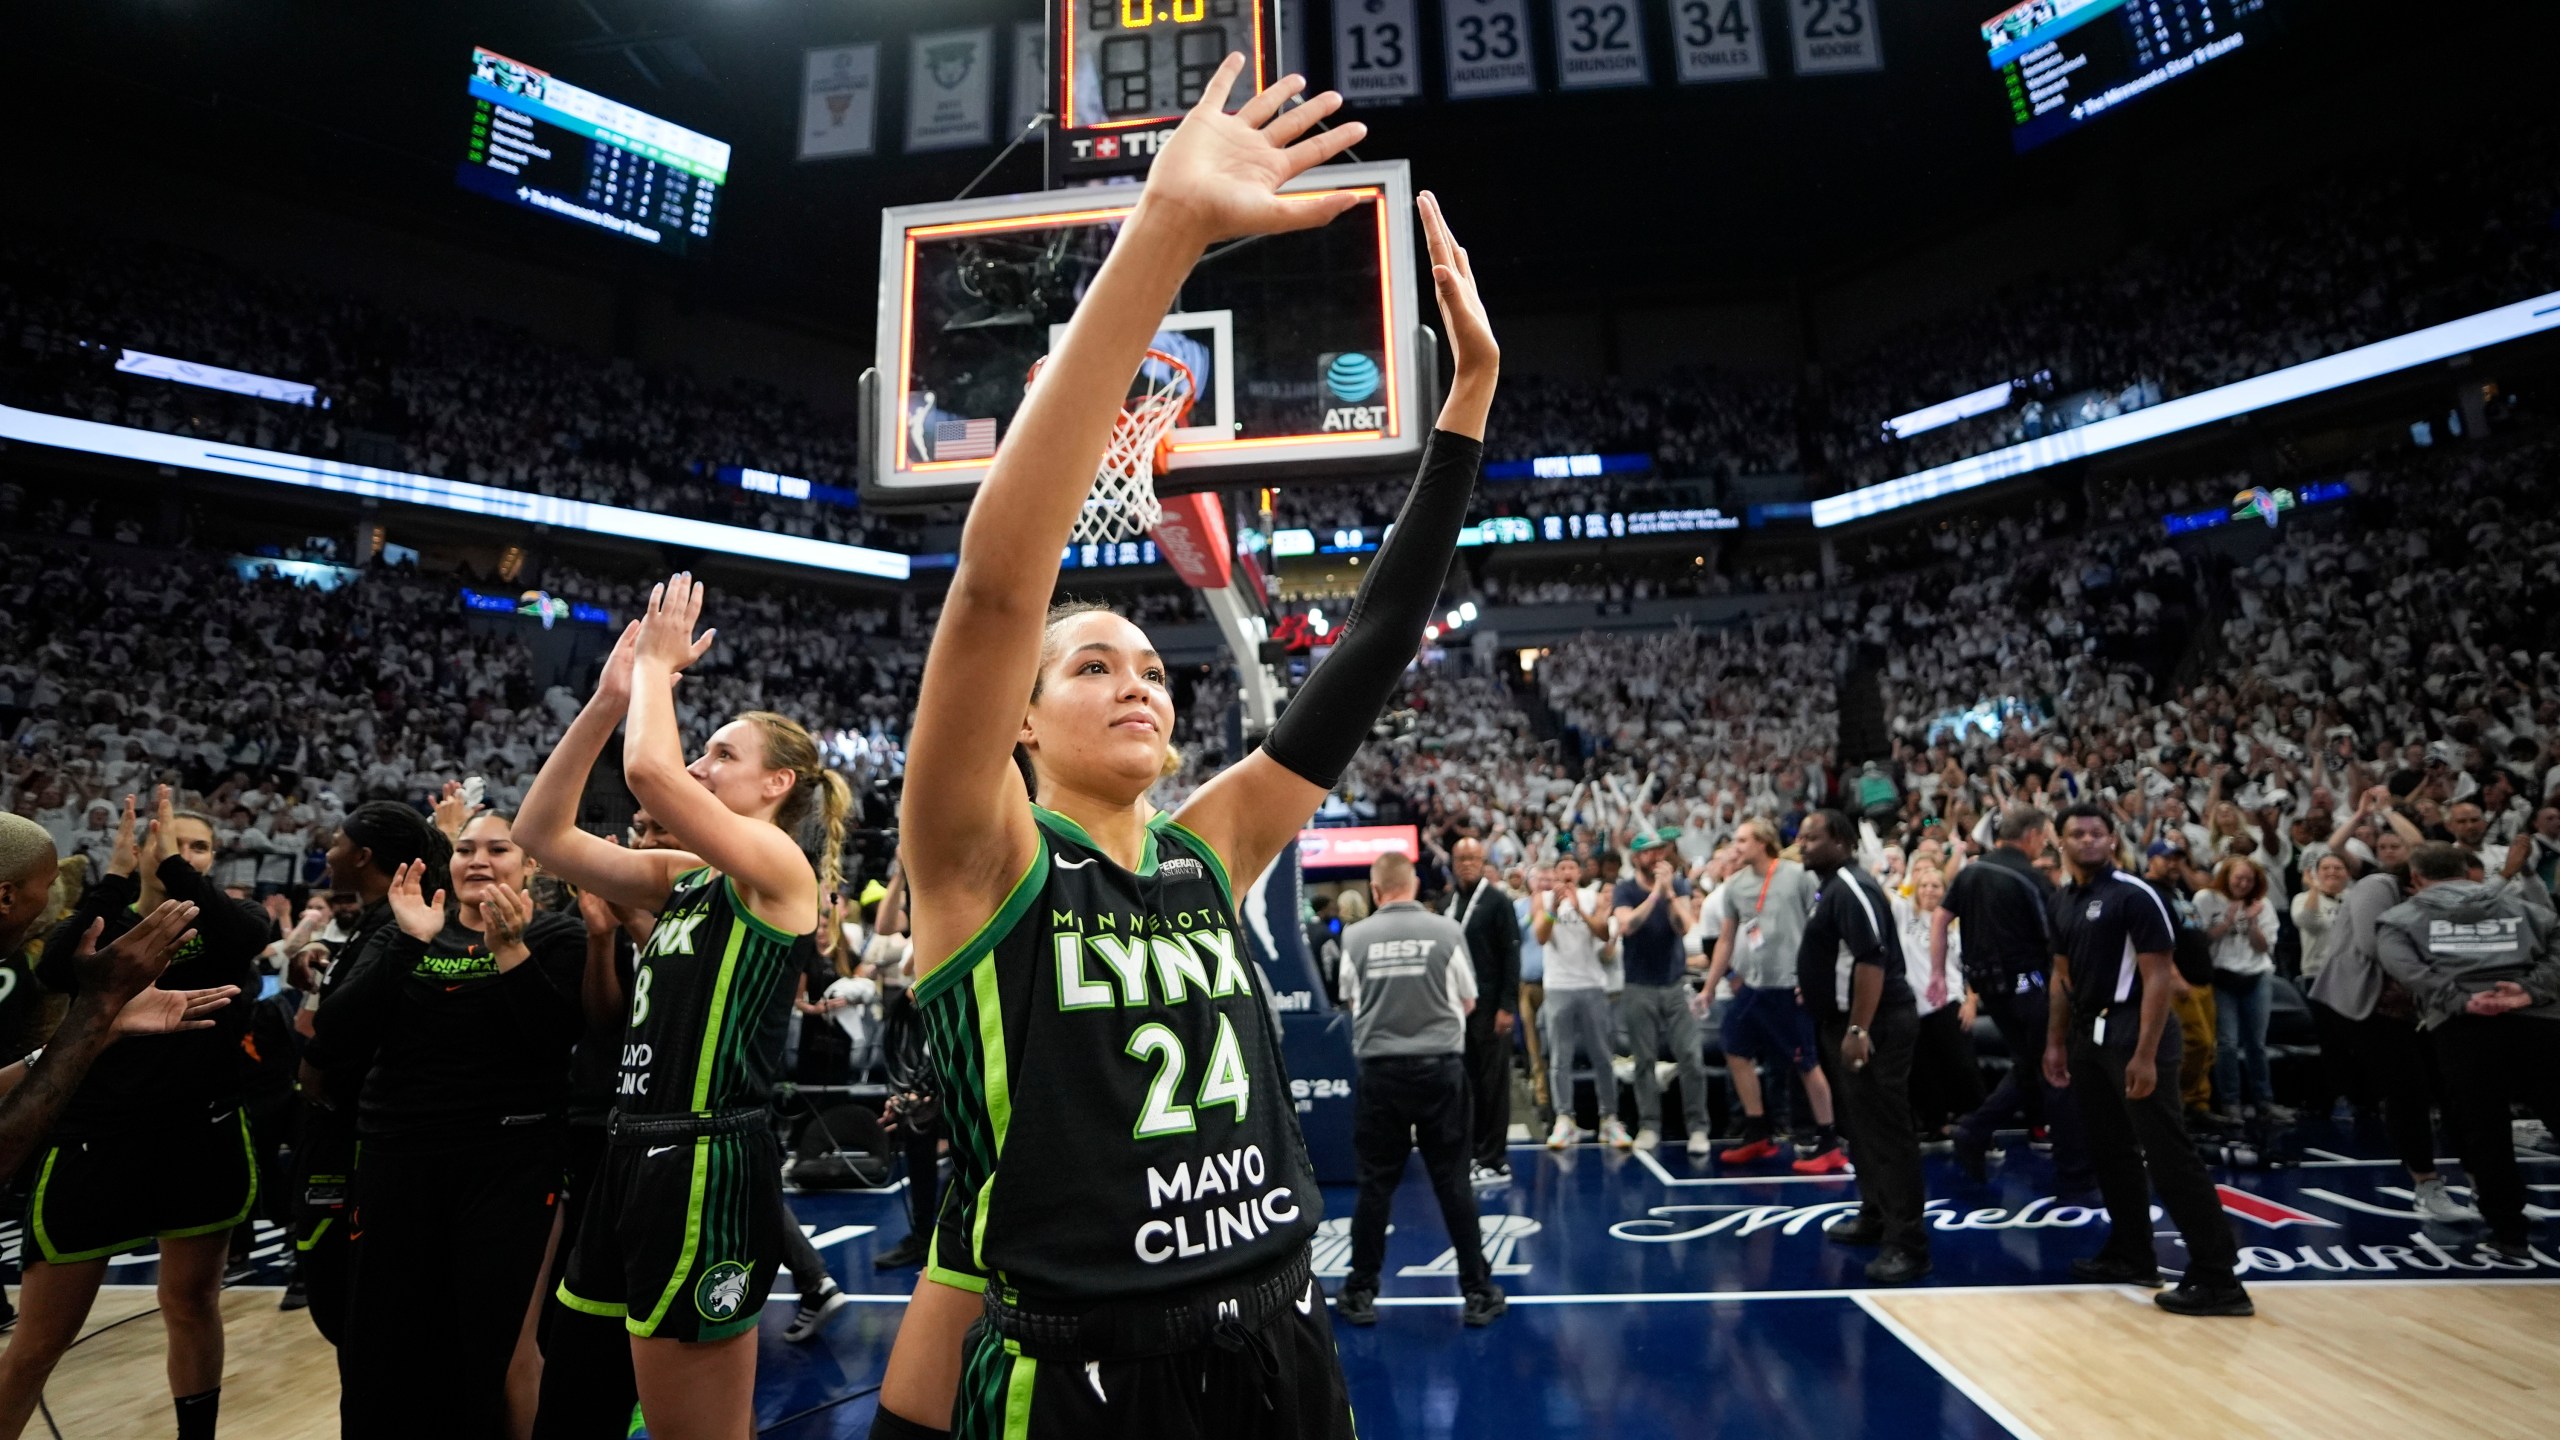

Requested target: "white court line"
[{"left": 1852, "top": 1292, "right": 2047, "bottom": 1440}]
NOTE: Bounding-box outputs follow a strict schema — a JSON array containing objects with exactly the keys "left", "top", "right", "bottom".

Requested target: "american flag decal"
[{"left": 935, "top": 417, "right": 997, "bottom": 460}]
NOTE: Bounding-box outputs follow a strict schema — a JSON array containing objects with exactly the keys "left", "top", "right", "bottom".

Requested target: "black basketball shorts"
[
  {"left": 24, "top": 1106, "right": 257, "bottom": 1264},
  {"left": 555, "top": 1119, "right": 782, "bottom": 1343}
]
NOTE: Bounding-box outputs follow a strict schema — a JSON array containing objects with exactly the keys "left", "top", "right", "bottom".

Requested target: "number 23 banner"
[
  {"left": 1788, "top": 0, "right": 1883, "bottom": 75},
  {"left": 1442, "top": 0, "right": 1535, "bottom": 99}
]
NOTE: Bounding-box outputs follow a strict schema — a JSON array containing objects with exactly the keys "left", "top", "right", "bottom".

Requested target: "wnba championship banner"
[
  {"left": 907, "top": 27, "right": 994, "bottom": 152},
  {"left": 799, "top": 44, "right": 879, "bottom": 160}
]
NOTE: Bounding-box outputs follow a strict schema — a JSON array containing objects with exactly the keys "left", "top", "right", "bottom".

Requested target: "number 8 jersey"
[{"left": 916, "top": 807, "right": 1319, "bottom": 1303}]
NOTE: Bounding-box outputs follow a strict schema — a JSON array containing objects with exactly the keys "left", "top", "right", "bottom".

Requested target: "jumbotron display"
[
  {"left": 1984, "top": 0, "right": 2271, "bottom": 152},
  {"left": 457, "top": 46, "right": 730, "bottom": 252},
  {"left": 1051, "top": 0, "right": 1283, "bottom": 184}
]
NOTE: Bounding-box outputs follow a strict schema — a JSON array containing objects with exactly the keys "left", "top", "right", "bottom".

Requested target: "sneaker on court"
[
  {"left": 1469, "top": 1162, "right": 1511, "bottom": 1189},
  {"left": 1791, "top": 1144, "right": 1850, "bottom": 1176},
  {"left": 2487, "top": 1234, "right": 2532, "bottom": 1262},
  {"left": 1864, "top": 1250, "right": 1932, "bottom": 1286},
  {"left": 1686, "top": 1131, "right": 1712, "bottom": 1158},
  {"left": 2256, "top": 1102, "right": 2298, "bottom": 1127},
  {"left": 1461, "top": 1286, "right": 1507, "bottom": 1327},
  {"left": 278, "top": 1280, "right": 309, "bottom": 1313},
  {"left": 1600, "top": 1119, "right": 1635, "bottom": 1150},
  {"left": 1825, "top": 1216, "right": 1885, "bottom": 1247},
  {"left": 2070, "top": 1254, "right": 2163, "bottom": 1288},
  {"left": 2413, "top": 1177, "right": 2481, "bottom": 1223},
  {"left": 1547, "top": 1114, "right": 1579, "bottom": 1149},
  {"left": 2153, "top": 1277, "right": 2254, "bottom": 1317},
  {"left": 873, "top": 1230, "right": 931, "bottom": 1272},
  {"left": 1718, "top": 1136, "right": 1782, "bottom": 1165},
  {"left": 1633, "top": 1128, "right": 1661, "bottom": 1152},
  {"left": 1336, "top": 1286, "right": 1378, "bottom": 1326},
  {"left": 783, "top": 1280, "right": 853, "bottom": 1344}
]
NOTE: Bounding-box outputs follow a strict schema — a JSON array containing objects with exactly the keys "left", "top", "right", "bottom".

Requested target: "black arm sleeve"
[{"left": 1261, "top": 429, "right": 1483, "bottom": 789}]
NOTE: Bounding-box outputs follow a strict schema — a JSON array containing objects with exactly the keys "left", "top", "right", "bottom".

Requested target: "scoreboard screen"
[
  {"left": 458, "top": 47, "right": 730, "bottom": 252},
  {"left": 1051, "top": 0, "right": 1283, "bottom": 185},
  {"left": 1984, "top": 0, "right": 2271, "bottom": 152}
]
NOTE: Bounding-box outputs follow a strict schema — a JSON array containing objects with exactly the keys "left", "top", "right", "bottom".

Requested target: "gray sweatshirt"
[{"left": 2374, "top": 880, "right": 2560, "bottom": 1031}]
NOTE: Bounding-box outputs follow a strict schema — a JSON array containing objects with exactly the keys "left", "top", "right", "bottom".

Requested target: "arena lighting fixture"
[
  {"left": 0, "top": 403, "right": 910, "bottom": 581},
  {"left": 1458, "top": 601, "right": 1478, "bottom": 622},
  {"left": 1814, "top": 287, "right": 2560, "bottom": 527},
  {"left": 1880, "top": 380, "right": 2013, "bottom": 440}
]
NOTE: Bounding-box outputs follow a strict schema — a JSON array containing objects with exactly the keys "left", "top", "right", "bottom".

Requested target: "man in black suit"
[{"left": 1440, "top": 836, "right": 1520, "bottom": 1185}]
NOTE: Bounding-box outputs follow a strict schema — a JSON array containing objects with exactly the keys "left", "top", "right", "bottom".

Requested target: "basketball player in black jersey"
[
  {"left": 517, "top": 585, "right": 847, "bottom": 1440},
  {"left": 874, "top": 55, "right": 1498, "bottom": 1440}
]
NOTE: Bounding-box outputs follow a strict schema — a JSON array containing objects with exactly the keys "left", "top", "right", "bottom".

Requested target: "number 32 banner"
[
  {"left": 1442, "top": 0, "right": 1535, "bottom": 99},
  {"left": 1334, "top": 0, "right": 1423, "bottom": 103},
  {"left": 1551, "top": 0, "right": 1651, "bottom": 90},
  {"left": 1788, "top": 0, "right": 1884, "bottom": 75}
]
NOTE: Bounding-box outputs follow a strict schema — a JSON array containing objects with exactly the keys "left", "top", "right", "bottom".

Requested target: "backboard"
[{"left": 861, "top": 159, "right": 1428, "bottom": 508}]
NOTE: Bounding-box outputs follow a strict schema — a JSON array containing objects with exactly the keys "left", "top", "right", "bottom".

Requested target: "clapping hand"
[
  {"left": 1141, "top": 57, "right": 1366, "bottom": 246},
  {"left": 108, "top": 793, "right": 150, "bottom": 878},
  {"left": 114, "top": 982, "right": 240, "bottom": 1038},
  {"left": 477, "top": 881, "right": 533, "bottom": 957},
  {"left": 388, "top": 860, "right": 447, "bottom": 943},
  {"left": 634, "top": 574, "right": 717, "bottom": 677}
]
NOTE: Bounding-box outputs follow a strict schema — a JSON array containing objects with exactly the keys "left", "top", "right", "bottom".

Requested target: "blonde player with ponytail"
[{"left": 516, "top": 574, "right": 836, "bottom": 1440}]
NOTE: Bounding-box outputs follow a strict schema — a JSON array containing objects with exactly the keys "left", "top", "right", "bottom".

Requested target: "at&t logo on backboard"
[{"left": 1318, "top": 352, "right": 1388, "bottom": 432}]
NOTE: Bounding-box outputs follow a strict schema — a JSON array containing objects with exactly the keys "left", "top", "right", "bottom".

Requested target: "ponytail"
[{"left": 815, "top": 769, "right": 852, "bottom": 897}]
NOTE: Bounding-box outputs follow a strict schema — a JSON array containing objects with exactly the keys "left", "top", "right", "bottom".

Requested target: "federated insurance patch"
[{"left": 695, "top": 1260, "right": 753, "bottom": 1322}]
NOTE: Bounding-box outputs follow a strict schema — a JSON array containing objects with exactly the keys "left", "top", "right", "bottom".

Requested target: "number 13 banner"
[
  {"left": 1442, "top": 0, "right": 1536, "bottom": 99},
  {"left": 1551, "top": 0, "right": 1652, "bottom": 90},
  {"left": 1670, "top": 0, "right": 1769, "bottom": 83},
  {"left": 1787, "top": 0, "right": 1883, "bottom": 75},
  {"left": 1334, "top": 0, "right": 1423, "bottom": 103}
]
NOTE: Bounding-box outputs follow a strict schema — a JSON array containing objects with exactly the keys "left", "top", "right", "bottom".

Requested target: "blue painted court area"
[
  {"left": 733, "top": 1116, "right": 2558, "bottom": 1439},
  {"left": 16, "top": 1119, "right": 2550, "bottom": 1438}
]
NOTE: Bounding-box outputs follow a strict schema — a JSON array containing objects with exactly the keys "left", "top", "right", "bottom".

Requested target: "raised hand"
[
  {"left": 478, "top": 881, "right": 532, "bottom": 957},
  {"left": 595, "top": 620, "right": 641, "bottom": 709},
  {"left": 73, "top": 900, "right": 200, "bottom": 1007},
  {"left": 634, "top": 573, "right": 717, "bottom": 676},
  {"left": 1419, "top": 191, "right": 1496, "bottom": 385},
  {"left": 434, "top": 780, "right": 487, "bottom": 842},
  {"left": 113, "top": 983, "right": 241, "bottom": 1038},
  {"left": 108, "top": 794, "right": 147, "bottom": 878},
  {"left": 388, "top": 859, "right": 447, "bottom": 943},
  {"left": 1141, "top": 57, "right": 1367, "bottom": 246}
]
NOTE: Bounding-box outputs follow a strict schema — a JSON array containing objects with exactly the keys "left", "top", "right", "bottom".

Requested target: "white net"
[{"left": 1070, "top": 350, "right": 1195, "bottom": 546}]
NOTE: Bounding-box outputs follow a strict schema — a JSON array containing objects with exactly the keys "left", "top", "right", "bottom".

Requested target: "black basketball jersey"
[
  {"left": 916, "top": 806, "right": 1318, "bottom": 1303},
  {"left": 618, "top": 867, "right": 803, "bottom": 1116}
]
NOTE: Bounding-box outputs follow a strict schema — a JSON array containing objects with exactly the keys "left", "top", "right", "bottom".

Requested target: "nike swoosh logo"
[
  {"left": 1054, "top": 855, "right": 1096, "bottom": 870},
  {"left": 646, "top": 1145, "right": 677, "bottom": 1158},
  {"left": 1296, "top": 1281, "right": 1314, "bottom": 1315},
  {"left": 1085, "top": 1360, "right": 1107, "bottom": 1404}
]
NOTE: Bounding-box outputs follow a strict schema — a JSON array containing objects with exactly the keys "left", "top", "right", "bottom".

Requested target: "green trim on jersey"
[
  {"left": 720, "top": 873, "right": 797, "bottom": 945},
  {"left": 633, "top": 1136, "right": 711, "bottom": 1338},
  {"left": 29, "top": 1110, "right": 257, "bottom": 1263},
  {"left": 554, "top": 1282, "right": 628, "bottom": 1318},
  {"left": 914, "top": 836, "right": 1049, "bottom": 1006},
  {"left": 926, "top": 1226, "right": 988, "bottom": 1294},
  {"left": 1001, "top": 1341, "right": 1039, "bottom": 1440},
  {"left": 1031, "top": 804, "right": 1159, "bottom": 874},
  {"left": 691, "top": 924, "right": 750, "bottom": 1111}
]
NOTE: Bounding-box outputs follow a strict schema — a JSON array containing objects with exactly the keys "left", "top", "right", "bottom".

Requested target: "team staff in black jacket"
[
  {"left": 286, "top": 800, "right": 444, "bottom": 1334},
  {"left": 0, "top": 788, "right": 265, "bottom": 1440},
  {"left": 1440, "top": 836, "right": 1521, "bottom": 1180},
  {"left": 314, "top": 813, "right": 587, "bottom": 1439}
]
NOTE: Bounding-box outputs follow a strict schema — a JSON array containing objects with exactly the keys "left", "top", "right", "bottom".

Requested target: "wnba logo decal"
[
  {"left": 695, "top": 1261, "right": 753, "bottom": 1321},
  {"left": 1319, "top": 353, "right": 1389, "bottom": 433}
]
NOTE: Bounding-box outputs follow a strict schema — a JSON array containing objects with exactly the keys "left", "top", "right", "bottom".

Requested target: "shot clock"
[{"left": 1048, "top": 0, "right": 1285, "bottom": 185}]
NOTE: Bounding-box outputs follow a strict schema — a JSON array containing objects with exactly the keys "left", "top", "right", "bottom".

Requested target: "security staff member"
[
  {"left": 1794, "top": 811, "right": 1929, "bottom": 1284},
  {"left": 2044, "top": 803, "right": 2252, "bottom": 1317},
  {"left": 1336, "top": 852, "right": 1505, "bottom": 1328},
  {"left": 1439, "top": 836, "right": 1520, "bottom": 1183},
  {"left": 1940, "top": 808, "right": 2093, "bottom": 1190}
]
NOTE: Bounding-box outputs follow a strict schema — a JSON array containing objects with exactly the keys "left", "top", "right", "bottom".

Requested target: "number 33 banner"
[
  {"left": 1334, "top": 0, "right": 1423, "bottom": 103},
  {"left": 1788, "top": 0, "right": 1883, "bottom": 75},
  {"left": 1442, "top": 0, "right": 1535, "bottom": 99},
  {"left": 1551, "top": 0, "right": 1651, "bottom": 90}
]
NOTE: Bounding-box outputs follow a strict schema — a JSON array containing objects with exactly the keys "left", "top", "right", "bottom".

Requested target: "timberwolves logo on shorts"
[
  {"left": 1319, "top": 352, "right": 1388, "bottom": 433},
  {"left": 695, "top": 1261, "right": 753, "bottom": 1322}
]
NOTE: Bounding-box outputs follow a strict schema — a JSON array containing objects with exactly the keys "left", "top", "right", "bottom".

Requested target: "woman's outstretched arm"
[
  {"left": 517, "top": 621, "right": 698, "bottom": 910},
  {"left": 1175, "top": 191, "right": 1498, "bottom": 890},
  {"left": 900, "top": 57, "right": 1366, "bottom": 957}
]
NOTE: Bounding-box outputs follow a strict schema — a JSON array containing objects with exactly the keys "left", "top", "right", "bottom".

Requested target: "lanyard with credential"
[{"left": 1456, "top": 877, "right": 1490, "bottom": 929}]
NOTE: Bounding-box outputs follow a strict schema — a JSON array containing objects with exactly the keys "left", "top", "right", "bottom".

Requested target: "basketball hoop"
[{"left": 1029, "top": 348, "right": 1196, "bottom": 546}]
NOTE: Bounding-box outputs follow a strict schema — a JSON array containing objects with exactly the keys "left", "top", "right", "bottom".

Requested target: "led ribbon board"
[
  {"left": 0, "top": 404, "right": 909, "bottom": 580},
  {"left": 1814, "top": 289, "right": 2560, "bottom": 528}
]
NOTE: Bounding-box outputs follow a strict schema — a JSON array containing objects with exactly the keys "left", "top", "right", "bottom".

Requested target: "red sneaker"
[
  {"left": 1718, "top": 1137, "right": 1782, "bottom": 1164},
  {"left": 1791, "top": 1146, "right": 1851, "bottom": 1175}
]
